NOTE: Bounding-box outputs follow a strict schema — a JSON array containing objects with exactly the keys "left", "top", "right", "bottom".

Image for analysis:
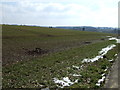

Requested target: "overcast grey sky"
[{"left": 1, "top": 0, "right": 119, "bottom": 27}]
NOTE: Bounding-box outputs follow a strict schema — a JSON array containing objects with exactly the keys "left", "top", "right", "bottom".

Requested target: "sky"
[{"left": 0, "top": 0, "right": 120, "bottom": 27}]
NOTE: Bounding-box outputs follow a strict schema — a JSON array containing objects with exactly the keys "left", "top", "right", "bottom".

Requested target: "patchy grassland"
[
  {"left": 2, "top": 40, "right": 118, "bottom": 88},
  {"left": 2, "top": 25, "right": 118, "bottom": 88},
  {"left": 2, "top": 25, "right": 114, "bottom": 65}
]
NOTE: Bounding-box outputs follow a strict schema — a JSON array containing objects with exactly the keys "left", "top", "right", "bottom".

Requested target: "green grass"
[
  {"left": 2, "top": 25, "right": 114, "bottom": 65},
  {"left": 2, "top": 40, "right": 118, "bottom": 88},
  {"left": 2, "top": 24, "right": 118, "bottom": 88},
  {"left": 70, "top": 44, "right": 119, "bottom": 88}
]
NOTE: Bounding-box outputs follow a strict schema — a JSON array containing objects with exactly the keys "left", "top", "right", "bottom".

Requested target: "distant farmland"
[{"left": 2, "top": 25, "right": 119, "bottom": 88}]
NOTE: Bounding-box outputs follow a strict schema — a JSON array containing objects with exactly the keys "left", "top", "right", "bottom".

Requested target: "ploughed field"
[{"left": 2, "top": 25, "right": 119, "bottom": 88}]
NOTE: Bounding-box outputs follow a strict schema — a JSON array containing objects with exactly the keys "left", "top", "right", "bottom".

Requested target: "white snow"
[
  {"left": 72, "top": 65, "right": 79, "bottom": 69},
  {"left": 96, "top": 76, "right": 106, "bottom": 86},
  {"left": 80, "top": 65, "right": 84, "bottom": 68},
  {"left": 115, "top": 54, "right": 117, "bottom": 56},
  {"left": 63, "top": 77, "right": 73, "bottom": 83},
  {"left": 108, "top": 59, "right": 113, "bottom": 62},
  {"left": 109, "top": 37, "right": 117, "bottom": 40},
  {"left": 53, "top": 36, "right": 119, "bottom": 88},
  {"left": 82, "top": 44, "right": 116, "bottom": 63},
  {"left": 101, "top": 73, "right": 105, "bottom": 76},
  {"left": 108, "top": 37, "right": 120, "bottom": 43},
  {"left": 117, "top": 39, "right": 120, "bottom": 43},
  {"left": 104, "top": 68, "right": 108, "bottom": 72},
  {"left": 73, "top": 74, "right": 82, "bottom": 77},
  {"left": 53, "top": 77, "right": 78, "bottom": 88},
  {"left": 96, "top": 72, "right": 106, "bottom": 86},
  {"left": 99, "top": 44, "right": 116, "bottom": 55}
]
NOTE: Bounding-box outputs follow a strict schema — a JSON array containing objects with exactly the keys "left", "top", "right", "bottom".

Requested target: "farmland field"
[
  {"left": 2, "top": 25, "right": 119, "bottom": 88},
  {"left": 2, "top": 25, "right": 114, "bottom": 65}
]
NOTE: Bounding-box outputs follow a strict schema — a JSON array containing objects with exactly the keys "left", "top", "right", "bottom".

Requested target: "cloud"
[{"left": 1, "top": 0, "right": 119, "bottom": 27}]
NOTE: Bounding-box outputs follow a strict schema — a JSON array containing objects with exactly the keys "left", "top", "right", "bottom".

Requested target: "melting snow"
[
  {"left": 108, "top": 59, "right": 113, "bottom": 62},
  {"left": 109, "top": 37, "right": 117, "bottom": 40},
  {"left": 99, "top": 44, "right": 116, "bottom": 55},
  {"left": 104, "top": 68, "right": 108, "bottom": 72},
  {"left": 53, "top": 37, "right": 118, "bottom": 88},
  {"left": 73, "top": 74, "right": 82, "bottom": 77},
  {"left": 53, "top": 77, "right": 78, "bottom": 88},
  {"left": 115, "top": 54, "right": 117, "bottom": 56},
  {"left": 108, "top": 37, "right": 120, "bottom": 43},
  {"left": 96, "top": 69, "right": 107, "bottom": 86},
  {"left": 82, "top": 44, "right": 116, "bottom": 63},
  {"left": 72, "top": 65, "right": 79, "bottom": 69},
  {"left": 102, "top": 73, "right": 105, "bottom": 76},
  {"left": 117, "top": 39, "right": 120, "bottom": 43},
  {"left": 96, "top": 76, "right": 106, "bottom": 86}
]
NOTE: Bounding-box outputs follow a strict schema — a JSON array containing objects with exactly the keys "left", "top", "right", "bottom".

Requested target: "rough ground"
[
  {"left": 104, "top": 53, "right": 119, "bottom": 88},
  {"left": 3, "top": 38, "right": 107, "bottom": 66}
]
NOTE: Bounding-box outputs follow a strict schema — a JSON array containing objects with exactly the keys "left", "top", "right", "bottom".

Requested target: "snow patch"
[
  {"left": 82, "top": 44, "right": 116, "bottom": 63},
  {"left": 108, "top": 37, "right": 120, "bottom": 43},
  {"left": 96, "top": 72, "right": 106, "bottom": 86},
  {"left": 114, "top": 54, "right": 117, "bottom": 56},
  {"left": 99, "top": 44, "right": 116, "bottom": 55},
  {"left": 104, "top": 68, "right": 108, "bottom": 72},
  {"left": 72, "top": 65, "right": 79, "bottom": 69},
  {"left": 101, "top": 73, "right": 105, "bottom": 76},
  {"left": 96, "top": 76, "right": 105, "bottom": 86},
  {"left": 53, "top": 77, "right": 78, "bottom": 88},
  {"left": 109, "top": 37, "right": 117, "bottom": 40},
  {"left": 73, "top": 74, "right": 82, "bottom": 77},
  {"left": 108, "top": 59, "right": 113, "bottom": 62},
  {"left": 117, "top": 39, "right": 120, "bottom": 43}
]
